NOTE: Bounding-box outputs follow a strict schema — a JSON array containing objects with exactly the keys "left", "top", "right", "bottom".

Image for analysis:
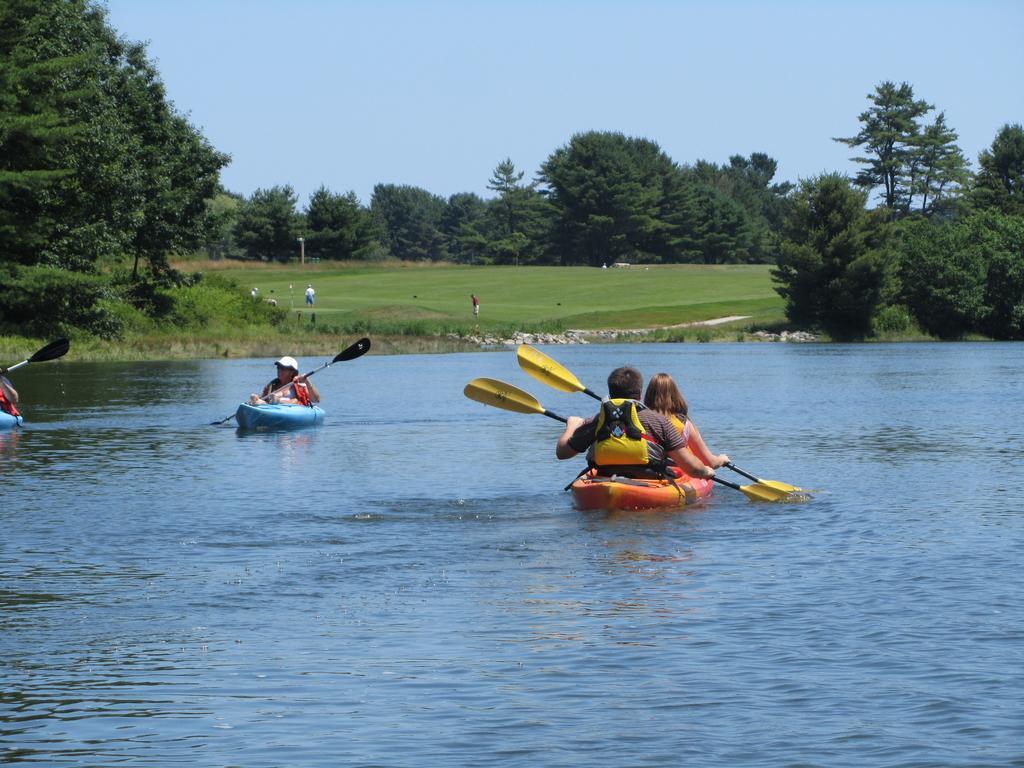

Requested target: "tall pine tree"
[{"left": 834, "top": 81, "right": 932, "bottom": 213}]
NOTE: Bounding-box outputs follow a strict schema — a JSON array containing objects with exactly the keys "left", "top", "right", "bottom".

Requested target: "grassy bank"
[
  {"left": 1, "top": 262, "right": 796, "bottom": 361},
  {"left": 208, "top": 261, "right": 785, "bottom": 330}
]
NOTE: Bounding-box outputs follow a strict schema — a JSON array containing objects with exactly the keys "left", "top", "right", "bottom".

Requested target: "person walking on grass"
[
  {"left": 305, "top": 284, "right": 315, "bottom": 307},
  {"left": 471, "top": 294, "right": 479, "bottom": 316}
]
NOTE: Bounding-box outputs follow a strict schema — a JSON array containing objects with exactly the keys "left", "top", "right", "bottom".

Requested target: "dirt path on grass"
[{"left": 651, "top": 314, "right": 751, "bottom": 330}]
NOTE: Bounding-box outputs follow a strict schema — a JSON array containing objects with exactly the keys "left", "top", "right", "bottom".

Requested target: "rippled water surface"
[{"left": 2, "top": 343, "right": 1022, "bottom": 766}]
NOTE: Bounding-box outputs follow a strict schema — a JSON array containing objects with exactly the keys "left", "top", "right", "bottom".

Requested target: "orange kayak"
[{"left": 570, "top": 470, "right": 714, "bottom": 511}]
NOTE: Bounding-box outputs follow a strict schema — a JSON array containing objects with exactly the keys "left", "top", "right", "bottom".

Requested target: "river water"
[{"left": 1, "top": 342, "right": 1022, "bottom": 766}]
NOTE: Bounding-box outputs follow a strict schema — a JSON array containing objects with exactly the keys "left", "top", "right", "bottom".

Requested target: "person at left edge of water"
[{"left": 0, "top": 370, "right": 19, "bottom": 417}]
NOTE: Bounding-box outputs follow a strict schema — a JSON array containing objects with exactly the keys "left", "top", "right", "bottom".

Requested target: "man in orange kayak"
[
  {"left": 555, "top": 366, "right": 715, "bottom": 480},
  {"left": 248, "top": 356, "right": 321, "bottom": 405}
]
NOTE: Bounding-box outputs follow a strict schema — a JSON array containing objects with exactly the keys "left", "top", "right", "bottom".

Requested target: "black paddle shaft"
[{"left": 725, "top": 462, "right": 761, "bottom": 483}]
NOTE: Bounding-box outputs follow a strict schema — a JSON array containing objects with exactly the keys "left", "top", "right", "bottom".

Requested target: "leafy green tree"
[
  {"left": 687, "top": 153, "right": 792, "bottom": 263},
  {"left": 487, "top": 159, "right": 526, "bottom": 231},
  {"left": 773, "top": 173, "right": 895, "bottom": 338},
  {"left": 908, "top": 112, "right": 969, "bottom": 217},
  {"left": 0, "top": 0, "right": 116, "bottom": 269},
  {"left": 975, "top": 211, "right": 1024, "bottom": 339},
  {"left": 894, "top": 217, "right": 986, "bottom": 338},
  {"left": 0, "top": 0, "right": 227, "bottom": 275},
  {"left": 726, "top": 153, "right": 795, "bottom": 235},
  {"left": 304, "top": 187, "right": 376, "bottom": 260},
  {"left": 484, "top": 159, "right": 552, "bottom": 266},
  {"left": 645, "top": 164, "right": 719, "bottom": 264},
  {"left": 834, "top": 81, "right": 933, "bottom": 212},
  {"left": 540, "top": 131, "right": 681, "bottom": 266},
  {"left": 690, "top": 183, "right": 755, "bottom": 264},
  {"left": 234, "top": 186, "right": 300, "bottom": 262},
  {"left": 118, "top": 55, "right": 228, "bottom": 278},
  {"left": 0, "top": 263, "right": 121, "bottom": 338},
  {"left": 895, "top": 211, "right": 1024, "bottom": 339},
  {"left": 370, "top": 184, "right": 447, "bottom": 261},
  {"left": 202, "top": 190, "right": 245, "bottom": 260},
  {"left": 441, "top": 192, "right": 488, "bottom": 264},
  {"left": 971, "top": 123, "right": 1024, "bottom": 216}
]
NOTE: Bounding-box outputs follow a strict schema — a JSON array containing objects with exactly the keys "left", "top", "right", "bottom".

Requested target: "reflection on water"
[
  {"left": 1, "top": 344, "right": 1023, "bottom": 766},
  {"left": 0, "top": 428, "right": 18, "bottom": 462}
]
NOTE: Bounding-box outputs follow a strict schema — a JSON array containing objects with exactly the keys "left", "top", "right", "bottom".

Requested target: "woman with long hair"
[{"left": 643, "top": 372, "right": 729, "bottom": 469}]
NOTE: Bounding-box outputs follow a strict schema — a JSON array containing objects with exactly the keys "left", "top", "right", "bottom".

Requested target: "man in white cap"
[{"left": 248, "top": 356, "right": 321, "bottom": 405}]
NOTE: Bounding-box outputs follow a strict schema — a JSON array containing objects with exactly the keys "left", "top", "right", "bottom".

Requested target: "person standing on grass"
[
  {"left": 471, "top": 294, "right": 479, "bottom": 316},
  {"left": 305, "top": 284, "right": 315, "bottom": 307}
]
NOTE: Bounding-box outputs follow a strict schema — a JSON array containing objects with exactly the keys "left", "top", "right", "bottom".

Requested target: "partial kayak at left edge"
[{"left": 234, "top": 402, "right": 325, "bottom": 431}]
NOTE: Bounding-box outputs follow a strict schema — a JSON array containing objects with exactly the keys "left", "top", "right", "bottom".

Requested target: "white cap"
[{"left": 275, "top": 356, "right": 299, "bottom": 371}]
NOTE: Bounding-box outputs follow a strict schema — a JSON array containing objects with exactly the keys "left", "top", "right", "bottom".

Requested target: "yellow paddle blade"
[
  {"left": 724, "top": 463, "right": 804, "bottom": 494},
  {"left": 756, "top": 479, "right": 804, "bottom": 493},
  {"left": 740, "top": 482, "right": 798, "bottom": 502},
  {"left": 463, "top": 378, "right": 546, "bottom": 416},
  {"left": 517, "top": 344, "right": 587, "bottom": 394}
]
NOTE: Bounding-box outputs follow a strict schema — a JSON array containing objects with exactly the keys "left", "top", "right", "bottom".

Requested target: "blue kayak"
[
  {"left": 0, "top": 411, "right": 21, "bottom": 429},
  {"left": 235, "top": 402, "right": 325, "bottom": 430}
]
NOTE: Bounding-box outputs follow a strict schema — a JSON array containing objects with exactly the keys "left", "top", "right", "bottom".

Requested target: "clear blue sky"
[{"left": 104, "top": 0, "right": 1023, "bottom": 207}]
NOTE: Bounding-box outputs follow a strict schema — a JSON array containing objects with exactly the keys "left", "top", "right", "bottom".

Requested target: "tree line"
[
  {"left": 775, "top": 84, "right": 1023, "bottom": 340},
  {"left": 210, "top": 144, "right": 792, "bottom": 269},
  {"left": 1, "top": 0, "right": 1022, "bottom": 340}
]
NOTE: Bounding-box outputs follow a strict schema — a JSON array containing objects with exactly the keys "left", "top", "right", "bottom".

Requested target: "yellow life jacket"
[
  {"left": 671, "top": 413, "right": 706, "bottom": 462},
  {"left": 592, "top": 398, "right": 658, "bottom": 470},
  {"left": 669, "top": 413, "right": 690, "bottom": 442}
]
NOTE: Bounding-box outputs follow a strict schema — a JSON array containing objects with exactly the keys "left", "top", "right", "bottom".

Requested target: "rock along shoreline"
[{"left": 452, "top": 316, "right": 820, "bottom": 347}]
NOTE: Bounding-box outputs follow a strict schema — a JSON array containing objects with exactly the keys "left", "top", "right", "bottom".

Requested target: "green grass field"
[
  {"left": 0, "top": 262, "right": 790, "bottom": 362},
  {"left": 211, "top": 262, "right": 785, "bottom": 331}
]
